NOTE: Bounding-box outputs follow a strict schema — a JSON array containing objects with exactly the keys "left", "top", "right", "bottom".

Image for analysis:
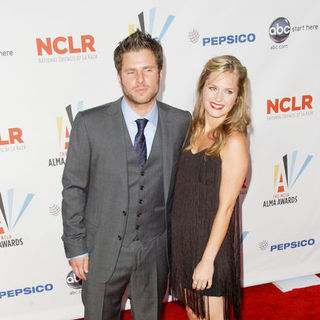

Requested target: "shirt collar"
[{"left": 121, "top": 97, "right": 158, "bottom": 128}]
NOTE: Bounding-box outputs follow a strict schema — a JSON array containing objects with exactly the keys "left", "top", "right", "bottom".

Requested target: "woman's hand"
[{"left": 192, "top": 259, "right": 214, "bottom": 291}]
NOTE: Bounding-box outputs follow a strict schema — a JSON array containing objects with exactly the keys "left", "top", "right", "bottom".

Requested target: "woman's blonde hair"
[{"left": 186, "top": 55, "right": 251, "bottom": 157}]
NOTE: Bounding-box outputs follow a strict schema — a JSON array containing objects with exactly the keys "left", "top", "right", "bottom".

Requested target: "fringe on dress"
[{"left": 170, "top": 151, "right": 242, "bottom": 319}]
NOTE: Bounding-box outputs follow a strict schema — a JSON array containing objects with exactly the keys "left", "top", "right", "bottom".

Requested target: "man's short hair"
[{"left": 114, "top": 30, "right": 163, "bottom": 73}]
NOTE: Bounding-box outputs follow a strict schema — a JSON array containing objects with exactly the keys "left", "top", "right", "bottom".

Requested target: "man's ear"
[{"left": 117, "top": 73, "right": 122, "bottom": 86}]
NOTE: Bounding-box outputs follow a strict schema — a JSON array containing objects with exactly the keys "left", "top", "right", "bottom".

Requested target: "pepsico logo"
[
  {"left": 49, "top": 204, "right": 61, "bottom": 216},
  {"left": 188, "top": 29, "right": 200, "bottom": 43},
  {"left": 258, "top": 240, "right": 269, "bottom": 250}
]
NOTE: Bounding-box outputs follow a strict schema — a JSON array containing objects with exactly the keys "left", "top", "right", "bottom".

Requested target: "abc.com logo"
[
  {"left": 36, "top": 35, "right": 96, "bottom": 56},
  {"left": 259, "top": 238, "right": 315, "bottom": 252},
  {"left": 66, "top": 270, "right": 82, "bottom": 290},
  {"left": 267, "top": 94, "right": 312, "bottom": 115},
  {"left": 269, "top": 17, "right": 291, "bottom": 43}
]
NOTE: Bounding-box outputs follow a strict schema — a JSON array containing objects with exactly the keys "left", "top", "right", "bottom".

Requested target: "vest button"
[
  {"left": 139, "top": 199, "right": 143, "bottom": 204},
  {"left": 136, "top": 225, "right": 140, "bottom": 230},
  {"left": 140, "top": 171, "right": 145, "bottom": 176},
  {"left": 118, "top": 235, "right": 122, "bottom": 240},
  {"left": 140, "top": 185, "right": 144, "bottom": 190},
  {"left": 137, "top": 212, "right": 142, "bottom": 217}
]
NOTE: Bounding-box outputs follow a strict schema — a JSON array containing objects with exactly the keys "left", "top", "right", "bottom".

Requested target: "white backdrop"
[{"left": 1, "top": 0, "right": 319, "bottom": 319}]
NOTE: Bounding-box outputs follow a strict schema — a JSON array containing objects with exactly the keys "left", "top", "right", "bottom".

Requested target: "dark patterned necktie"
[{"left": 134, "top": 118, "right": 148, "bottom": 166}]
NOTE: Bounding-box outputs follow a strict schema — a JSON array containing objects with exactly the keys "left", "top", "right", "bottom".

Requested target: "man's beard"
[
  {"left": 120, "top": 77, "right": 160, "bottom": 106},
  {"left": 122, "top": 87, "right": 158, "bottom": 106}
]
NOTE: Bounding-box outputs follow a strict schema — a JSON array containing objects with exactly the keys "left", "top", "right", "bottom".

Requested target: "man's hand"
[{"left": 69, "top": 256, "right": 89, "bottom": 280}]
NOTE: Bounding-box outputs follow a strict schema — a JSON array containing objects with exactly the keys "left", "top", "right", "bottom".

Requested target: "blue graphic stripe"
[
  {"left": 158, "top": 15, "right": 175, "bottom": 41},
  {"left": 291, "top": 155, "right": 313, "bottom": 188},
  {"left": 12, "top": 193, "right": 34, "bottom": 230},
  {"left": 77, "top": 101, "right": 83, "bottom": 112},
  {"left": 289, "top": 150, "right": 297, "bottom": 187},
  {"left": 8, "top": 189, "right": 14, "bottom": 230},
  {"left": 149, "top": 8, "right": 156, "bottom": 36},
  {"left": 241, "top": 231, "right": 249, "bottom": 243}
]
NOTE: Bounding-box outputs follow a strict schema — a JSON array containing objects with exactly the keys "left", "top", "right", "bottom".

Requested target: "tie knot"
[{"left": 135, "top": 118, "right": 148, "bottom": 132}]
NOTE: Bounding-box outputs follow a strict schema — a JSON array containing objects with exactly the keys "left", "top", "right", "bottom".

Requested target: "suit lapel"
[
  {"left": 158, "top": 102, "right": 173, "bottom": 203},
  {"left": 104, "top": 98, "right": 129, "bottom": 204}
]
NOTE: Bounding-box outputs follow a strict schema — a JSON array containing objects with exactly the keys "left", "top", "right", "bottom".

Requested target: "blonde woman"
[{"left": 171, "top": 55, "right": 250, "bottom": 320}]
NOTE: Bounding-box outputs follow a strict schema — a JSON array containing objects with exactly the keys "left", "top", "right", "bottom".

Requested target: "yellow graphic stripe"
[
  {"left": 129, "top": 25, "right": 135, "bottom": 35},
  {"left": 274, "top": 165, "right": 279, "bottom": 189},
  {"left": 56, "top": 117, "right": 63, "bottom": 147}
]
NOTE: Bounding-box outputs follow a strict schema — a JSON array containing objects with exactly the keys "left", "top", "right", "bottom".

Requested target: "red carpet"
[
  {"left": 120, "top": 279, "right": 320, "bottom": 320},
  {"left": 75, "top": 277, "right": 320, "bottom": 320}
]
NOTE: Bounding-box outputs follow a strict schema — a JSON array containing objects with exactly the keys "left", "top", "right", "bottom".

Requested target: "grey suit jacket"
[{"left": 61, "top": 98, "right": 191, "bottom": 282}]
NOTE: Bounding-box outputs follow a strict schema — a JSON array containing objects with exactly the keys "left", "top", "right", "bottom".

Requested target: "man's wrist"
[{"left": 68, "top": 253, "right": 88, "bottom": 261}]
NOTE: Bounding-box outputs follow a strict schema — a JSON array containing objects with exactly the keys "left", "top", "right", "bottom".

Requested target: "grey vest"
[{"left": 122, "top": 120, "right": 165, "bottom": 246}]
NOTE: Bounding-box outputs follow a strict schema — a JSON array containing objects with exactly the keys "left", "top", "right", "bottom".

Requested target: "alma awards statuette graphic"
[
  {"left": 128, "top": 8, "right": 175, "bottom": 42},
  {"left": 0, "top": 190, "right": 35, "bottom": 248},
  {"left": 262, "top": 151, "right": 313, "bottom": 208},
  {"left": 49, "top": 101, "right": 83, "bottom": 167}
]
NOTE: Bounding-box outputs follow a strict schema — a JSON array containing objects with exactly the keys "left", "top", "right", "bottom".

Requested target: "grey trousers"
[{"left": 82, "top": 233, "right": 169, "bottom": 320}]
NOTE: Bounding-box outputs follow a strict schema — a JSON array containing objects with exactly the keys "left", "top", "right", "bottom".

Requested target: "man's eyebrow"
[{"left": 124, "top": 65, "right": 156, "bottom": 71}]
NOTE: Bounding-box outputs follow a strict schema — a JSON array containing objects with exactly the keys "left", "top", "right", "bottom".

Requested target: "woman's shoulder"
[
  {"left": 226, "top": 130, "right": 247, "bottom": 145},
  {"left": 221, "top": 131, "right": 248, "bottom": 160}
]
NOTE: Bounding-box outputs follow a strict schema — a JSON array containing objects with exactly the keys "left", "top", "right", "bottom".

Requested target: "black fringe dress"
[{"left": 170, "top": 149, "right": 241, "bottom": 319}]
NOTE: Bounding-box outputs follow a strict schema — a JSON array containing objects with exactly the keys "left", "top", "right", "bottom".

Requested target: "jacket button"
[
  {"left": 118, "top": 235, "right": 122, "bottom": 240},
  {"left": 139, "top": 199, "right": 143, "bottom": 204},
  {"left": 137, "top": 212, "right": 142, "bottom": 217},
  {"left": 140, "top": 171, "right": 145, "bottom": 176},
  {"left": 140, "top": 185, "right": 144, "bottom": 190},
  {"left": 136, "top": 225, "right": 140, "bottom": 230},
  {"left": 122, "top": 210, "right": 127, "bottom": 216}
]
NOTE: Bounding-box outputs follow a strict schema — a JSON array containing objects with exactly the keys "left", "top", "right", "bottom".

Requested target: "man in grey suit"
[{"left": 61, "top": 30, "right": 191, "bottom": 320}]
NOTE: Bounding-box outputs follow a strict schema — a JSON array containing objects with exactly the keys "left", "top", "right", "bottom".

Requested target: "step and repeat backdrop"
[{"left": 1, "top": 0, "right": 319, "bottom": 319}]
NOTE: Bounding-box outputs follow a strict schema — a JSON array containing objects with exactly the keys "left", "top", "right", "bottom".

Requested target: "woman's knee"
[{"left": 186, "top": 305, "right": 200, "bottom": 320}]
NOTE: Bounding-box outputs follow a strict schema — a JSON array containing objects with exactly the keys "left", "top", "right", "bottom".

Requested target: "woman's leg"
[
  {"left": 183, "top": 287, "right": 225, "bottom": 320},
  {"left": 184, "top": 288, "right": 202, "bottom": 320},
  {"left": 186, "top": 305, "right": 200, "bottom": 320},
  {"left": 204, "top": 296, "right": 224, "bottom": 320}
]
